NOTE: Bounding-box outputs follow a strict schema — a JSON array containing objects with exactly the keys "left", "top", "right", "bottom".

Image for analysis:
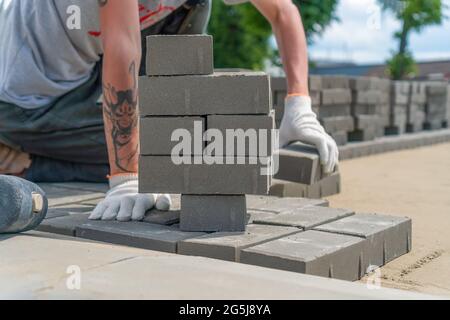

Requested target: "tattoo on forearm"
[{"left": 103, "top": 62, "right": 139, "bottom": 173}]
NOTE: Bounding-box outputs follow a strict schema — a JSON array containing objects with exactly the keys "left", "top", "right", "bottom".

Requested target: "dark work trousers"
[{"left": 0, "top": 0, "right": 211, "bottom": 183}]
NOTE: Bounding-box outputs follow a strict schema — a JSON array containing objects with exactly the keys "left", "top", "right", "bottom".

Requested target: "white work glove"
[
  {"left": 279, "top": 95, "right": 339, "bottom": 174},
  {"left": 89, "top": 174, "right": 172, "bottom": 222}
]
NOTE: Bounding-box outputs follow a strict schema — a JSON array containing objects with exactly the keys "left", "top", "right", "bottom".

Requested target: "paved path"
[
  {"left": 327, "top": 142, "right": 450, "bottom": 297},
  {"left": 0, "top": 232, "right": 432, "bottom": 299}
]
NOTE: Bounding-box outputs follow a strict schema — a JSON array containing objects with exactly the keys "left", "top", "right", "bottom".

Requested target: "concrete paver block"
[
  {"left": 270, "top": 77, "right": 287, "bottom": 91},
  {"left": 140, "top": 117, "right": 205, "bottom": 155},
  {"left": 76, "top": 221, "right": 205, "bottom": 253},
  {"left": 246, "top": 195, "right": 328, "bottom": 211},
  {"left": 46, "top": 205, "right": 94, "bottom": 220},
  {"left": 178, "top": 224, "right": 300, "bottom": 262},
  {"left": 321, "top": 116, "right": 354, "bottom": 133},
  {"left": 146, "top": 35, "right": 213, "bottom": 76},
  {"left": 315, "top": 213, "right": 412, "bottom": 272},
  {"left": 321, "top": 76, "right": 350, "bottom": 89},
  {"left": 140, "top": 72, "right": 271, "bottom": 116},
  {"left": 180, "top": 195, "right": 247, "bottom": 232},
  {"left": 330, "top": 131, "right": 349, "bottom": 146},
  {"left": 317, "top": 105, "right": 351, "bottom": 118},
  {"left": 139, "top": 156, "right": 270, "bottom": 195},
  {"left": 37, "top": 183, "right": 105, "bottom": 207},
  {"left": 240, "top": 230, "right": 366, "bottom": 281},
  {"left": 143, "top": 209, "right": 180, "bottom": 226},
  {"left": 206, "top": 112, "right": 275, "bottom": 156},
  {"left": 36, "top": 213, "right": 90, "bottom": 237},
  {"left": 253, "top": 206, "right": 354, "bottom": 230},
  {"left": 321, "top": 89, "right": 352, "bottom": 105},
  {"left": 309, "top": 75, "right": 322, "bottom": 91},
  {"left": 274, "top": 143, "right": 322, "bottom": 185}
]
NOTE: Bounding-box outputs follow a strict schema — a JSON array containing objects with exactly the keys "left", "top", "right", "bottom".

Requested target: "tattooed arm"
[{"left": 99, "top": 0, "right": 141, "bottom": 175}]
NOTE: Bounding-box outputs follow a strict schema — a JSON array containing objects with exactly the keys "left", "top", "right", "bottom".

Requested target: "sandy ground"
[{"left": 326, "top": 142, "right": 450, "bottom": 297}]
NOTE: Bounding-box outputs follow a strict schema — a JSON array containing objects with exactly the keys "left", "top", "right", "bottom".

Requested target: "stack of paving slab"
[
  {"left": 138, "top": 35, "right": 274, "bottom": 232},
  {"left": 318, "top": 76, "right": 354, "bottom": 146},
  {"left": 424, "top": 81, "right": 449, "bottom": 130},
  {"left": 407, "top": 82, "right": 427, "bottom": 133},
  {"left": 349, "top": 77, "right": 388, "bottom": 141},
  {"left": 385, "top": 81, "right": 411, "bottom": 135},
  {"left": 35, "top": 183, "right": 412, "bottom": 282}
]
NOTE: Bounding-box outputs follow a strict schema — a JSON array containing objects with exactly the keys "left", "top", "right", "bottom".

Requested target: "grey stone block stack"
[
  {"left": 319, "top": 76, "right": 354, "bottom": 146},
  {"left": 349, "top": 77, "right": 387, "bottom": 141},
  {"left": 139, "top": 35, "right": 273, "bottom": 232},
  {"left": 385, "top": 81, "right": 411, "bottom": 135},
  {"left": 424, "top": 82, "right": 449, "bottom": 130},
  {"left": 407, "top": 82, "right": 427, "bottom": 133}
]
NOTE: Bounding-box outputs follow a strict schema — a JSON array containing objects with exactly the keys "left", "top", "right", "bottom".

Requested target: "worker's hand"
[
  {"left": 89, "top": 175, "right": 172, "bottom": 222},
  {"left": 279, "top": 95, "right": 339, "bottom": 174}
]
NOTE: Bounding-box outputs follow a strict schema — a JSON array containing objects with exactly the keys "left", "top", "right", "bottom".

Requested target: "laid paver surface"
[
  {"left": 0, "top": 232, "right": 432, "bottom": 299},
  {"left": 327, "top": 142, "right": 450, "bottom": 296}
]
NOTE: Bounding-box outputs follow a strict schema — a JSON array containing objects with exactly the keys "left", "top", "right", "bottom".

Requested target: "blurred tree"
[
  {"left": 208, "top": 0, "right": 338, "bottom": 70},
  {"left": 378, "top": 0, "right": 445, "bottom": 79}
]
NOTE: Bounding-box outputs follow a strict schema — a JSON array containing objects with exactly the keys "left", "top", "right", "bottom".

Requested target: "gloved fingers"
[
  {"left": 101, "top": 199, "right": 120, "bottom": 221},
  {"left": 156, "top": 194, "right": 172, "bottom": 211},
  {"left": 325, "top": 136, "right": 339, "bottom": 174},
  {"left": 89, "top": 201, "right": 108, "bottom": 220},
  {"left": 311, "top": 135, "right": 329, "bottom": 168},
  {"left": 132, "top": 194, "right": 157, "bottom": 221},
  {"left": 116, "top": 196, "right": 136, "bottom": 222}
]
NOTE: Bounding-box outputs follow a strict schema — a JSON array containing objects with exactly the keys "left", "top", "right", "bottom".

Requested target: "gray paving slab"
[
  {"left": 76, "top": 221, "right": 205, "bottom": 253},
  {"left": 143, "top": 209, "right": 180, "bottom": 226},
  {"left": 314, "top": 213, "right": 412, "bottom": 271},
  {"left": 206, "top": 112, "right": 275, "bottom": 156},
  {"left": 180, "top": 195, "right": 247, "bottom": 232},
  {"left": 274, "top": 143, "right": 322, "bottom": 185},
  {"left": 46, "top": 204, "right": 94, "bottom": 220},
  {"left": 253, "top": 206, "right": 354, "bottom": 230},
  {"left": 240, "top": 230, "right": 366, "bottom": 281},
  {"left": 140, "top": 116, "right": 205, "bottom": 155},
  {"left": 178, "top": 224, "right": 300, "bottom": 262},
  {"left": 145, "top": 35, "right": 213, "bottom": 76},
  {"left": 37, "top": 183, "right": 105, "bottom": 207},
  {"left": 139, "top": 156, "right": 270, "bottom": 195},
  {"left": 139, "top": 72, "right": 271, "bottom": 116},
  {"left": 321, "top": 89, "right": 352, "bottom": 105},
  {"left": 36, "top": 213, "right": 90, "bottom": 237},
  {"left": 246, "top": 195, "right": 329, "bottom": 211}
]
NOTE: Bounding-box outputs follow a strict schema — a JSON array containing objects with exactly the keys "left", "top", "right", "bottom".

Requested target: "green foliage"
[
  {"left": 378, "top": 0, "right": 445, "bottom": 79},
  {"left": 208, "top": 0, "right": 338, "bottom": 69},
  {"left": 386, "top": 52, "right": 418, "bottom": 79}
]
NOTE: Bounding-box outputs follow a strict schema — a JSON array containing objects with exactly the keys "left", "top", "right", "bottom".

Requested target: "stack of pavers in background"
[
  {"left": 319, "top": 76, "right": 354, "bottom": 146},
  {"left": 385, "top": 81, "right": 411, "bottom": 135},
  {"left": 407, "top": 82, "right": 427, "bottom": 133},
  {"left": 270, "top": 76, "right": 342, "bottom": 199},
  {"left": 425, "top": 82, "right": 449, "bottom": 130},
  {"left": 349, "top": 77, "right": 388, "bottom": 141},
  {"left": 139, "top": 35, "right": 273, "bottom": 232}
]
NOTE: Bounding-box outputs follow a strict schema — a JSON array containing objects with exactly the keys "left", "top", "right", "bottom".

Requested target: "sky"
[{"left": 308, "top": 0, "right": 450, "bottom": 65}]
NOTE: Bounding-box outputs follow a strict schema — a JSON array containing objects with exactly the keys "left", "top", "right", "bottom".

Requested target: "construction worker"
[{"left": 0, "top": 0, "right": 338, "bottom": 221}]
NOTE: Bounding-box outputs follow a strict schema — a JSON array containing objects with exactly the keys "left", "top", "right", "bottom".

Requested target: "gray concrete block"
[
  {"left": 270, "top": 173, "right": 341, "bottom": 199},
  {"left": 352, "top": 90, "right": 383, "bottom": 105},
  {"left": 180, "top": 195, "right": 247, "bottom": 232},
  {"left": 270, "top": 77, "right": 287, "bottom": 91},
  {"left": 354, "top": 114, "right": 381, "bottom": 130},
  {"left": 348, "top": 127, "right": 377, "bottom": 142},
  {"left": 254, "top": 206, "right": 354, "bottom": 230},
  {"left": 330, "top": 131, "right": 348, "bottom": 146},
  {"left": 351, "top": 104, "right": 379, "bottom": 115},
  {"left": 274, "top": 143, "right": 322, "bottom": 185},
  {"left": 309, "top": 75, "right": 323, "bottom": 91},
  {"left": 240, "top": 230, "right": 366, "bottom": 281},
  {"left": 349, "top": 77, "right": 374, "bottom": 91},
  {"left": 140, "top": 117, "right": 205, "bottom": 155},
  {"left": 146, "top": 35, "right": 213, "bottom": 76},
  {"left": 206, "top": 112, "right": 275, "bottom": 157},
  {"left": 140, "top": 72, "right": 271, "bottom": 116},
  {"left": 314, "top": 213, "right": 412, "bottom": 272},
  {"left": 46, "top": 205, "right": 94, "bottom": 220},
  {"left": 321, "top": 116, "right": 354, "bottom": 133},
  {"left": 139, "top": 156, "right": 271, "bottom": 195},
  {"left": 36, "top": 214, "right": 90, "bottom": 237},
  {"left": 318, "top": 105, "right": 351, "bottom": 118},
  {"left": 143, "top": 209, "right": 180, "bottom": 226},
  {"left": 310, "top": 90, "right": 321, "bottom": 106},
  {"left": 321, "top": 89, "right": 352, "bottom": 105},
  {"left": 321, "top": 76, "right": 350, "bottom": 89},
  {"left": 76, "top": 221, "right": 205, "bottom": 253},
  {"left": 246, "top": 195, "right": 329, "bottom": 211},
  {"left": 178, "top": 224, "right": 300, "bottom": 262}
]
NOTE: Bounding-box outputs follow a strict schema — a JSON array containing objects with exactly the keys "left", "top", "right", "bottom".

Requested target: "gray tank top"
[{"left": 0, "top": 0, "right": 186, "bottom": 109}]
